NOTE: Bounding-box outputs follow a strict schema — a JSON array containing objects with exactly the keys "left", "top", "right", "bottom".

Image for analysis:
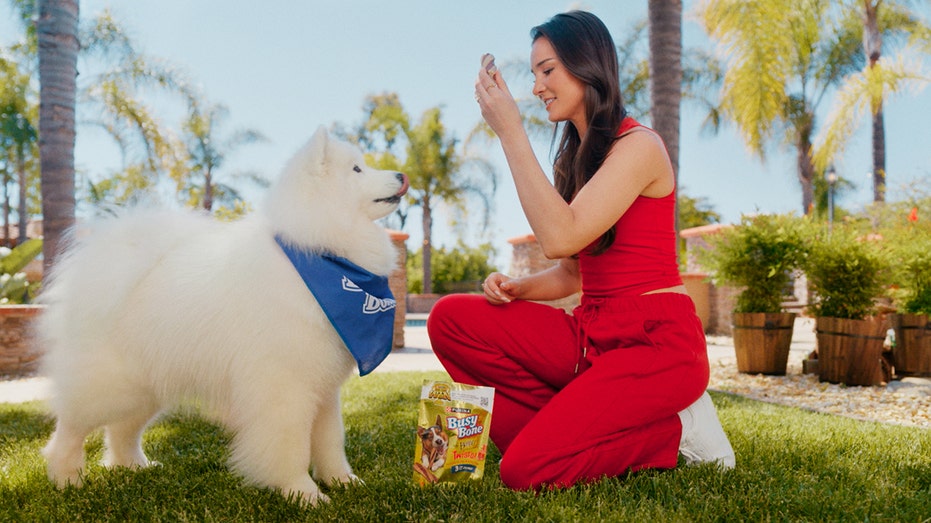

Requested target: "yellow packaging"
[{"left": 413, "top": 379, "right": 494, "bottom": 485}]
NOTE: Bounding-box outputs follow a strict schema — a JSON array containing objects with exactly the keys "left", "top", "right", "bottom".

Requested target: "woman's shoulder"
[
  {"left": 616, "top": 117, "right": 663, "bottom": 143},
  {"left": 606, "top": 119, "right": 675, "bottom": 197},
  {"left": 610, "top": 120, "right": 668, "bottom": 158}
]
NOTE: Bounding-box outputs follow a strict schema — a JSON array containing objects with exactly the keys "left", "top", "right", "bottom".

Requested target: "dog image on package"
[{"left": 413, "top": 380, "right": 494, "bottom": 485}]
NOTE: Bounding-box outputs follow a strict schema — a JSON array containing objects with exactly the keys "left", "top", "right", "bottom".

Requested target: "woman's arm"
[
  {"left": 476, "top": 70, "right": 674, "bottom": 259},
  {"left": 483, "top": 257, "right": 580, "bottom": 305}
]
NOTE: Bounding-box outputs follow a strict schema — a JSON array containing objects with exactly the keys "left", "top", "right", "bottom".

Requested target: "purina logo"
[{"left": 342, "top": 276, "right": 396, "bottom": 314}]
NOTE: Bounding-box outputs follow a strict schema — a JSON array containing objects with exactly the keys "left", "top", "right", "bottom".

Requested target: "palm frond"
[{"left": 813, "top": 53, "right": 929, "bottom": 172}]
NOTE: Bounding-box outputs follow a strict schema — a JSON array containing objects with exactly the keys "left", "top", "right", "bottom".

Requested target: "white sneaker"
[{"left": 678, "top": 391, "right": 736, "bottom": 469}]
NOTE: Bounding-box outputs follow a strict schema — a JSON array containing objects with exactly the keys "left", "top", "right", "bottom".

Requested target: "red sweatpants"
[{"left": 426, "top": 292, "right": 709, "bottom": 491}]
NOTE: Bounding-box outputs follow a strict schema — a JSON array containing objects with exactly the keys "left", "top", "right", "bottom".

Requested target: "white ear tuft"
[{"left": 307, "top": 126, "right": 330, "bottom": 162}]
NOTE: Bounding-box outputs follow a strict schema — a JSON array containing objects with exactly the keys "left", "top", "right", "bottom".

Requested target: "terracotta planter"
[
  {"left": 732, "top": 312, "right": 796, "bottom": 375},
  {"left": 889, "top": 313, "right": 931, "bottom": 377},
  {"left": 816, "top": 316, "right": 886, "bottom": 386},
  {"left": 0, "top": 305, "right": 45, "bottom": 377}
]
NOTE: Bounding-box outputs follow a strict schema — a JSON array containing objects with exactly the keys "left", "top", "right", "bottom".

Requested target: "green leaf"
[{"left": 0, "top": 238, "right": 42, "bottom": 275}]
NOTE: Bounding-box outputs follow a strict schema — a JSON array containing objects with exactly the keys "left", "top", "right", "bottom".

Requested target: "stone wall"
[
  {"left": 0, "top": 305, "right": 44, "bottom": 377},
  {"left": 388, "top": 230, "right": 408, "bottom": 349}
]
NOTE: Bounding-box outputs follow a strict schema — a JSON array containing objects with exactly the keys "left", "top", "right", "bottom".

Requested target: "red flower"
[{"left": 908, "top": 207, "right": 919, "bottom": 222}]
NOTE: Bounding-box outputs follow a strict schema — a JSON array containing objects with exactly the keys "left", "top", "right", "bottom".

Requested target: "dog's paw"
[
  {"left": 47, "top": 467, "right": 83, "bottom": 489},
  {"left": 305, "top": 490, "right": 331, "bottom": 507},
  {"left": 320, "top": 471, "right": 362, "bottom": 487},
  {"left": 279, "top": 477, "right": 331, "bottom": 506},
  {"left": 346, "top": 473, "right": 364, "bottom": 486},
  {"left": 288, "top": 488, "right": 330, "bottom": 507}
]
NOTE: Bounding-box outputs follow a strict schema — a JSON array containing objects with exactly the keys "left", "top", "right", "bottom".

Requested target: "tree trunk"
[
  {"left": 797, "top": 127, "right": 815, "bottom": 215},
  {"left": 863, "top": 0, "right": 886, "bottom": 203},
  {"left": 16, "top": 146, "right": 28, "bottom": 244},
  {"left": 37, "top": 0, "right": 79, "bottom": 273},
  {"left": 204, "top": 166, "right": 214, "bottom": 211},
  {"left": 648, "top": 0, "right": 683, "bottom": 235},
  {"left": 871, "top": 103, "right": 886, "bottom": 202},
  {"left": 2, "top": 173, "right": 10, "bottom": 247},
  {"left": 421, "top": 194, "right": 433, "bottom": 295}
]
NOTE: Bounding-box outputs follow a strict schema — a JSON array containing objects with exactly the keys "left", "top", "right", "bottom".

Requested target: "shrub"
[
  {"left": 0, "top": 239, "right": 42, "bottom": 304},
  {"left": 696, "top": 213, "right": 807, "bottom": 313},
  {"left": 407, "top": 241, "right": 498, "bottom": 294},
  {"left": 884, "top": 226, "right": 931, "bottom": 315},
  {"left": 803, "top": 225, "right": 890, "bottom": 320}
]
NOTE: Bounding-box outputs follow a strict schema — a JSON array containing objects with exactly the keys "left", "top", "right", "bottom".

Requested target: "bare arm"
[
  {"left": 482, "top": 258, "right": 580, "bottom": 305},
  {"left": 475, "top": 68, "right": 675, "bottom": 259}
]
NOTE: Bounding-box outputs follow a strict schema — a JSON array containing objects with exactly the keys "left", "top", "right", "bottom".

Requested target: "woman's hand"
[
  {"left": 474, "top": 61, "right": 522, "bottom": 137},
  {"left": 482, "top": 272, "right": 521, "bottom": 305}
]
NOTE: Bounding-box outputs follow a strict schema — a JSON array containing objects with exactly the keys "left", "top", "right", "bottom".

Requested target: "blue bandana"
[{"left": 275, "top": 236, "right": 396, "bottom": 376}]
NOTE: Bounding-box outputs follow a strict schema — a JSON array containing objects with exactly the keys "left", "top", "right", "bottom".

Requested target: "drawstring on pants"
[{"left": 574, "top": 297, "right": 605, "bottom": 374}]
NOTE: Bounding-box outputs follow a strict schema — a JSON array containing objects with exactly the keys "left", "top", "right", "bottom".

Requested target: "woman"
[{"left": 427, "top": 11, "right": 735, "bottom": 491}]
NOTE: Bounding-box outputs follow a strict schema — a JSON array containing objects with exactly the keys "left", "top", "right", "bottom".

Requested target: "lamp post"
[{"left": 827, "top": 166, "right": 838, "bottom": 231}]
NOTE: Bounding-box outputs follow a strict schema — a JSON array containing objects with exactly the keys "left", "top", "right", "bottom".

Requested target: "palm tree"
[
  {"left": 698, "top": 0, "right": 862, "bottom": 215},
  {"left": 181, "top": 101, "right": 268, "bottom": 213},
  {"left": 0, "top": 52, "right": 39, "bottom": 246},
  {"left": 648, "top": 0, "right": 683, "bottom": 186},
  {"left": 79, "top": 9, "right": 195, "bottom": 207},
  {"left": 36, "top": 0, "right": 79, "bottom": 272},
  {"left": 813, "top": 1, "right": 931, "bottom": 202},
  {"left": 348, "top": 93, "right": 497, "bottom": 295}
]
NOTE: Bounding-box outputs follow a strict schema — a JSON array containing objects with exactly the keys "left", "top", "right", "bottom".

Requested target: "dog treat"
[
  {"left": 481, "top": 53, "right": 497, "bottom": 76},
  {"left": 413, "top": 380, "right": 494, "bottom": 485}
]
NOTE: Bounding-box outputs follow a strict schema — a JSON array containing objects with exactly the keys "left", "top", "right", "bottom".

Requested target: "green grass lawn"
[{"left": 1, "top": 370, "right": 929, "bottom": 522}]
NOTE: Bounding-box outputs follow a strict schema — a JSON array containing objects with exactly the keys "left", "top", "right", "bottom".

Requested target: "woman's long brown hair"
[{"left": 531, "top": 11, "right": 626, "bottom": 255}]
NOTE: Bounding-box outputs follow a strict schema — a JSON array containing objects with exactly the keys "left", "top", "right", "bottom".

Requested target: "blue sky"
[{"left": 2, "top": 0, "right": 930, "bottom": 269}]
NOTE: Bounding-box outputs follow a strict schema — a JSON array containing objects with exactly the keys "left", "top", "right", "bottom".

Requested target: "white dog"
[{"left": 39, "top": 127, "right": 408, "bottom": 505}]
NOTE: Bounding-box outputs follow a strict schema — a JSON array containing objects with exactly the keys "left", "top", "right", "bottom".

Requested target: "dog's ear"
[
  {"left": 305, "top": 126, "right": 330, "bottom": 170},
  {"left": 434, "top": 414, "right": 442, "bottom": 427},
  {"left": 417, "top": 426, "right": 426, "bottom": 437}
]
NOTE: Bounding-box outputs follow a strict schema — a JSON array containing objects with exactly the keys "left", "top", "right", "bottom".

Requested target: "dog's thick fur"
[{"left": 39, "top": 127, "right": 408, "bottom": 505}]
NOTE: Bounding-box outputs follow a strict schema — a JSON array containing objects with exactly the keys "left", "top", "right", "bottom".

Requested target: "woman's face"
[{"left": 531, "top": 37, "right": 587, "bottom": 134}]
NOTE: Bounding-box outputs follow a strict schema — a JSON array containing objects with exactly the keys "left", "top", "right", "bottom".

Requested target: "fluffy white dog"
[{"left": 39, "top": 127, "right": 408, "bottom": 505}]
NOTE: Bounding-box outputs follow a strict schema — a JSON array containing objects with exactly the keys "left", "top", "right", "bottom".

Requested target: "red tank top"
[{"left": 578, "top": 117, "right": 682, "bottom": 297}]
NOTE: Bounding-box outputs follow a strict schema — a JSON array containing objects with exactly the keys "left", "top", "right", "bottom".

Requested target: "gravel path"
[{"left": 707, "top": 335, "right": 931, "bottom": 429}]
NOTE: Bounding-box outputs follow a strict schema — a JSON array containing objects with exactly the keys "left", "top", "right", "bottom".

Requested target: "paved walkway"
[{"left": 3, "top": 315, "right": 927, "bottom": 404}]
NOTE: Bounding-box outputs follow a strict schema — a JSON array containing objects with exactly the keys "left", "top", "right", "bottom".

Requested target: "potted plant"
[
  {"left": 803, "top": 225, "right": 891, "bottom": 386},
  {"left": 885, "top": 225, "right": 931, "bottom": 376},
  {"left": 697, "top": 213, "right": 807, "bottom": 375},
  {"left": 0, "top": 238, "right": 44, "bottom": 377}
]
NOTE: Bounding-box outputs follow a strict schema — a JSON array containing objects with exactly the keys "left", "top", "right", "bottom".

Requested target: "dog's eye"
[{"left": 353, "top": 165, "right": 362, "bottom": 173}]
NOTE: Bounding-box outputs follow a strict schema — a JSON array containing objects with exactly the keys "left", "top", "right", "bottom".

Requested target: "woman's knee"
[
  {"left": 498, "top": 453, "right": 535, "bottom": 491},
  {"left": 426, "top": 294, "right": 462, "bottom": 334}
]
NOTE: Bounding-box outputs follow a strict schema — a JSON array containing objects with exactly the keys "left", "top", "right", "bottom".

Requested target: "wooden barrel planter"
[
  {"left": 815, "top": 316, "right": 886, "bottom": 386},
  {"left": 732, "top": 312, "right": 796, "bottom": 375},
  {"left": 889, "top": 313, "right": 931, "bottom": 377},
  {"left": 0, "top": 305, "right": 45, "bottom": 377}
]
